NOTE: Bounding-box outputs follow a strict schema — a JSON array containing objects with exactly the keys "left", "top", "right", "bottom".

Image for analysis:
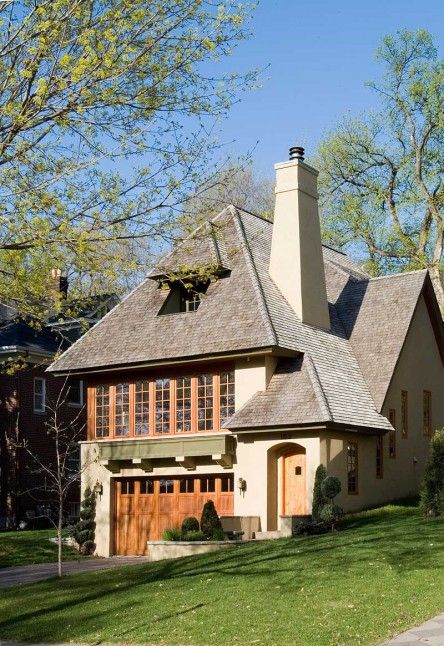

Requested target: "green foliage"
[
  {"left": 312, "top": 464, "right": 328, "bottom": 521},
  {"left": 317, "top": 29, "right": 444, "bottom": 310},
  {"left": 321, "top": 476, "right": 342, "bottom": 501},
  {"left": 420, "top": 429, "right": 444, "bottom": 517},
  {"left": 162, "top": 527, "right": 183, "bottom": 542},
  {"left": 200, "top": 500, "right": 223, "bottom": 540},
  {"left": 319, "top": 503, "right": 344, "bottom": 531},
  {"left": 181, "top": 517, "right": 200, "bottom": 533},
  {"left": 73, "top": 487, "right": 96, "bottom": 555},
  {"left": 0, "top": 1, "right": 258, "bottom": 321},
  {"left": 182, "top": 530, "right": 205, "bottom": 542}
]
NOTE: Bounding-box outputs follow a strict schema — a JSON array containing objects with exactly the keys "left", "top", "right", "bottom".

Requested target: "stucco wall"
[{"left": 321, "top": 294, "right": 444, "bottom": 512}]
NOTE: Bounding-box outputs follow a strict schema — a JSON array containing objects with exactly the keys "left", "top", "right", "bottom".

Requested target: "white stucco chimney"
[{"left": 269, "top": 146, "right": 330, "bottom": 330}]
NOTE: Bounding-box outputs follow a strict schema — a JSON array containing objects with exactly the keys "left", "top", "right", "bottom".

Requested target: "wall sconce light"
[
  {"left": 93, "top": 480, "right": 103, "bottom": 496},
  {"left": 413, "top": 457, "right": 418, "bottom": 465},
  {"left": 237, "top": 478, "right": 246, "bottom": 493}
]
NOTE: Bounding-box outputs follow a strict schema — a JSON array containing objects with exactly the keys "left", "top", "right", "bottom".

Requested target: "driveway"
[
  {"left": 0, "top": 556, "right": 148, "bottom": 588},
  {"left": 382, "top": 612, "right": 444, "bottom": 644}
]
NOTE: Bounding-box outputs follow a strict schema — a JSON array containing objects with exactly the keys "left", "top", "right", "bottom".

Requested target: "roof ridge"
[
  {"left": 303, "top": 353, "right": 333, "bottom": 421},
  {"left": 368, "top": 268, "right": 428, "bottom": 282},
  {"left": 231, "top": 207, "right": 278, "bottom": 347}
]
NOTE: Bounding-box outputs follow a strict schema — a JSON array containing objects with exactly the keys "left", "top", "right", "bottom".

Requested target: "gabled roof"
[{"left": 48, "top": 206, "right": 442, "bottom": 433}]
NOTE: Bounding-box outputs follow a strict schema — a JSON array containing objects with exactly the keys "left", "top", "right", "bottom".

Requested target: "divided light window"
[
  {"left": 220, "top": 371, "right": 235, "bottom": 425},
  {"left": 95, "top": 385, "right": 110, "bottom": 437},
  {"left": 33, "top": 377, "right": 46, "bottom": 413},
  {"left": 176, "top": 376, "right": 192, "bottom": 432},
  {"left": 347, "top": 441, "right": 358, "bottom": 494},
  {"left": 155, "top": 378, "right": 170, "bottom": 434},
  {"left": 115, "top": 383, "right": 130, "bottom": 436},
  {"left": 135, "top": 381, "right": 150, "bottom": 435},
  {"left": 197, "top": 374, "right": 213, "bottom": 431},
  {"left": 423, "top": 391, "right": 432, "bottom": 436}
]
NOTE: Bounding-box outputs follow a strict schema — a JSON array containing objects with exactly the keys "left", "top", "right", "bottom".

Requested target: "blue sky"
[{"left": 216, "top": 0, "right": 444, "bottom": 175}]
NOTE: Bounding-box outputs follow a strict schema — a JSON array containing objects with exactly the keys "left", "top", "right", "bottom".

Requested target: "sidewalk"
[
  {"left": 382, "top": 612, "right": 444, "bottom": 645},
  {"left": 0, "top": 556, "right": 148, "bottom": 588}
]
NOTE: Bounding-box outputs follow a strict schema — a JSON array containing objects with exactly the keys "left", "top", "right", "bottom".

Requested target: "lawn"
[
  {"left": 0, "top": 529, "right": 80, "bottom": 568},
  {"left": 0, "top": 504, "right": 442, "bottom": 646}
]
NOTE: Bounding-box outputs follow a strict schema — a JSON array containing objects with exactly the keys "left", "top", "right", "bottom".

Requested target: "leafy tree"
[
  {"left": 0, "top": 0, "right": 257, "bottom": 320},
  {"left": 200, "top": 500, "right": 224, "bottom": 540},
  {"left": 311, "top": 464, "right": 328, "bottom": 521},
  {"left": 317, "top": 30, "right": 444, "bottom": 311},
  {"left": 73, "top": 487, "right": 96, "bottom": 556},
  {"left": 420, "top": 429, "right": 444, "bottom": 517}
]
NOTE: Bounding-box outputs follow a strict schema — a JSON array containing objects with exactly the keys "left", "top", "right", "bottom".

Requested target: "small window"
[
  {"left": 179, "top": 478, "right": 195, "bottom": 494},
  {"left": 376, "top": 436, "right": 383, "bottom": 478},
  {"left": 34, "top": 377, "right": 46, "bottom": 413},
  {"left": 67, "top": 380, "right": 83, "bottom": 407},
  {"left": 139, "top": 479, "right": 154, "bottom": 495},
  {"left": 388, "top": 409, "right": 396, "bottom": 459},
  {"left": 159, "top": 479, "right": 174, "bottom": 494},
  {"left": 200, "top": 476, "right": 215, "bottom": 493},
  {"left": 121, "top": 480, "right": 135, "bottom": 495},
  {"left": 423, "top": 391, "right": 432, "bottom": 436},
  {"left": 220, "top": 475, "right": 234, "bottom": 492},
  {"left": 159, "top": 280, "right": 209, "bottom": 315},
  {"left": 401, "top": 391, "right": 408, "bottom": 438},
  {"left": 347, "top": 441, "right": 358, "bottom": 494}
]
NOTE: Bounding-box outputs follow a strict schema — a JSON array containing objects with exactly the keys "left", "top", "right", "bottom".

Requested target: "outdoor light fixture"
[
  {"left": 237, "top": 478, "right": 246, "bottom": 493},
  {"left": 93, "top": 480, "right": 103, "bottom": 496}
]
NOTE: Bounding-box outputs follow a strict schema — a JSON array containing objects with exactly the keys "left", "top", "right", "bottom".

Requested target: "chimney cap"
[{"left": 289, "top": 146, "right": 305, "bottom": 162}]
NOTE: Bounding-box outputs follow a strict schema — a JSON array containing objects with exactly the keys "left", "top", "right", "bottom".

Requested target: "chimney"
[
  {"left": 269, "top": 146, "right": 330, "bottom": 330},
  {"left": 50, "top": 268, "right": 68, "bottom": 301}
]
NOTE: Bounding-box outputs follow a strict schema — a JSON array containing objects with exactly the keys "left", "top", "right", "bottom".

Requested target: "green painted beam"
[{"left": 98, "top": 434, "right": 235, "bottom": 462}]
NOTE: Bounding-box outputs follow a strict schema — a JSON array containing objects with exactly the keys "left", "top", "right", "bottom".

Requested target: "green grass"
[
  {"left": 0, "top": 529, "right": 80, "bottom": 568},
  {"left": 0, "top": 504, "right": 443, "bottom": 646}
]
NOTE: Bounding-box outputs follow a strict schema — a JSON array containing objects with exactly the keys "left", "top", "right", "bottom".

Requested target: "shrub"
[
  {"left": 181, "top": 516, "right": 200, "bottom": 533},
  {"left": 182, "top": 530, "right": 205, "bottom": 541},
  {"left": 162, "top": 527, "right": 182, "bottom": 541},
  {"left": 420, "top": 429, "right": 444, "bottom": 517},
  {"left": 319, "top": 502, "right": 344, "bottom": 531},
  {"left": 321, "top": 475, "right": 342, "bottom": 501},
  {"left": 211, "top": 527, "right": 226, "bottom": 541},
  {"left": 200, "top": 500, "right": 223, "bottom": 539},
  {"left": 312, "top": 464, "right": 328, "bottom": 521},
  {"left": 72, "top": 487, "right": 96, "bottom": 555},
  {"left": 293, "top": 518, "right": 329, "bottom": 536}
]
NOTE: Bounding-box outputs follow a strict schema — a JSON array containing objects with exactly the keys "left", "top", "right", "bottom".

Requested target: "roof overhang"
[{"left": 230, "top": 421, "right": 390, "bottom": 435}]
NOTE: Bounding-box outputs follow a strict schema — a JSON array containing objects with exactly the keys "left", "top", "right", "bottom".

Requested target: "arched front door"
[{"left": 281, "top": 450, "right": 306, "bottom": 516}]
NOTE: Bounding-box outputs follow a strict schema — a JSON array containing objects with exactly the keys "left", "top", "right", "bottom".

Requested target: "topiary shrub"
[
  {"left": 420, "top": 429, "right": 444, "bottom": 517},
  {"left": 162, "top": 527, "right": 182, "bottom": 541},
  {"left": 181, "top": 516, "right": 200, "bottom": 533},
  {"left": 182, "top": 530, "right": 205, "bottom": 541},
  {"left": 211, "top": 526, "right": 225, "bottom": 541},
  {"left": 293, "top": 518, "right": 329, "bottom": 536},
  {"left": 319, "top": 502, "right": 344, "bottom": 531},
  {"left": 312, "top": 464, "right": 328, "bottom": 521},
  {"left": 73, "top": 487, "right": 96, "bottom": 555},
  {"left": 321, "top": 475, "right": 342, "bottom": 501},
  {"left": 200, "top": 500, "right": 223, "bottom": 540}
]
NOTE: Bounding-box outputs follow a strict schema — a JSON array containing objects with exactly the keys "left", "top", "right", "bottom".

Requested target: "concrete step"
[{"left": 254, "top": 530, "right": 283, "bottom": 541}]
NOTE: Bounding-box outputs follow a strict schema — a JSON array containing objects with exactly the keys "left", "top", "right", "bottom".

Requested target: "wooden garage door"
[{"left": 114, "top": 474, "right": 234, "bottom": 555}]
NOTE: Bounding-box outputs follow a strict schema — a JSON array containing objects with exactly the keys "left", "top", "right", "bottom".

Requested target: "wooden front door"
[
  {"left": 114, "top": 474, "right": 234, "bottom": 555},
  {"left": 282, "top": 452, "right": 306, "bottom": 516}
]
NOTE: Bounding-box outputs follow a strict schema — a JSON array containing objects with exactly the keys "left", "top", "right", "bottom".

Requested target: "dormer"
[{"left": 158, "top": 278, "right": 210, "bottom": 315}]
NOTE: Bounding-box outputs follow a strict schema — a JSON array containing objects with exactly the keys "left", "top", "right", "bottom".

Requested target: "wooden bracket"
[
  {"left": 212, "top": 453, "right": 233, "bottom": 469},
  {"left": 100, "top": 459, "right": 121, "bottom": 474},
  {"left": 175, "top": 456, "right": 196, "bottom": 471},
  {"left": 132, "top": 457, "right": 153, "bottom": 472}
]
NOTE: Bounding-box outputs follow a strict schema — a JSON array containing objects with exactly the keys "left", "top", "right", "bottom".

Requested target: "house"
[
  {"left": 0, "top": 280, "right": 118, "bottom": 528},
  {"left": 48, "top": 147, "right": 444, "bottom": 556}
]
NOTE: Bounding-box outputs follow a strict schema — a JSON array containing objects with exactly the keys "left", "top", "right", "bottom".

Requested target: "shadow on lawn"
[{"left": 0, "top": 506, "right": 442, "bottom": 641}]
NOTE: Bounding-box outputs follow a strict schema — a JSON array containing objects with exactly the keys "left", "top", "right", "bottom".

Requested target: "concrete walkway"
[
  {"left": 0, "top": 556, "right": 148, "bottom": 588},
  {"left": 382, "top": 612, "right": 444, "bottom": 645}
]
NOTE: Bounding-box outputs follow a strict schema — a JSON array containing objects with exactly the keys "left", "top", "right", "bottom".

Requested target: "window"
[
  {"left": 67, "top": 380, "right": 83, "bottom": 406},
  {"left": 155, "top": 379, "right": 170, "bottom": 433},
  {"left": 95, "top": 385, "right": 110, "bottom": 437},
  {"left": 159, "top": 479, "right": 174, "bottom": 494},
  {"left": 221, "top": 475, "right": 234, "bottom": 492},
  {"left": 401, "top": 390, "right": 408, "bottom": 438},
  {"left": 159, "top": 281, "right": 209, "bottom": 315},
  {"left": 197, "top": 374, "right": 213, "bottom": 431},
  {"left": 347, "top": 441, "right": 358, "bottom": 494},
  {"left": 220, "top": 371, "right": 235, "bottom": 425},
  {"left": 376, "top": 436, "right": 383, "bottom": 478},
  {"left": 176, "top": 376, "right": 192, "bottom": 432},
  {"left": 115, "top": 383, "right": 130, "bottom": 436},
  {"left": 135, "top": 381, "right": 150, "bottom": 435},
  {"left": 121, "top": 480, "right": 134, "bottom": 495},
  {"left": 179, "top": 478, "right": 195, "bottom": 493},
  {"left": 200, "top": 476, "right": 215, "bottom": 493},
  {"left": 139, "top": 479, "right": 154, "bottom": 495},
  {"left": 33, "top": 377, "right": 46, "bottom": 413},
  {"left": 388, "top": 409, "right": 396, "bottom": 459},
  {"left": 423, "top": 391, "right": 432, "bottom": 436}
]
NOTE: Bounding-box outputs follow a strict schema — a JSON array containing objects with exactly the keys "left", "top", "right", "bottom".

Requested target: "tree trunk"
[
  {"left": 58, "top": 500, "right": 63, "bottom": 578},
  {"left": 429, "top": 266, "right": 444, "bottom": 316}
]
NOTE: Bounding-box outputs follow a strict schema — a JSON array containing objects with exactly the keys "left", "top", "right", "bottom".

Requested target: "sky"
[{"left": 215, "top": 0, "right": 444, "bottom": 175}]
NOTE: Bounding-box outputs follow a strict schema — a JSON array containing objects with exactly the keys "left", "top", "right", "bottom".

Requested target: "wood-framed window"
[
  {"left": 67, "top": 379, "right": 84, "bottom": 407},
  {"left": 388, "top": 409, "right": 396, "bottom": 459},
  {"left": 376, "top": 435, "right": 383, "bottom": 478},
  {"left": 197, "top": 374, "right": 214, "bottom": 431},
  {"left": 33, "top": 377, "right": 46, "bottom": 413},
  {"left": 220, "top": 371, "right": 235, "bottom": 425},
  {"left": 401, "top": 390, "right": 408, "bottom": 438},
  {"left": 155, "top": 378, "right": 171, "bottom": 434},
  {"left": 135, "top": 381, "right": 150, "bottom": 435},
  {"left": 176, "top": 376, "right": 192, "bottom": 432},
  {"left": 95, "top": 385, "right": 110, "bottom": 437},
  {"left": 423, "top": 390, "right": 432, "bottom": 436},
  {"left": 347, "top": 441, "right": 358, "bottom": 494},
  {"left": 91, "top": 369, "right": 235, "bottom": 439},
  {"left": 115, "top": 383, "right": 130, "bottom": 436}
]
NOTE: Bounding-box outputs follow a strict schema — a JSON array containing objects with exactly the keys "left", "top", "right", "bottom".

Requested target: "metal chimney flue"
[{"left": 289, "top": 146, "right": 305, "bottom": 162}]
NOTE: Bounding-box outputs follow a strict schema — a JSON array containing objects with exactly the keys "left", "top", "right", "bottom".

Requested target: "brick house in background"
[{"left": 0, "top": 288, "right": 118, "bottom": 529}]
